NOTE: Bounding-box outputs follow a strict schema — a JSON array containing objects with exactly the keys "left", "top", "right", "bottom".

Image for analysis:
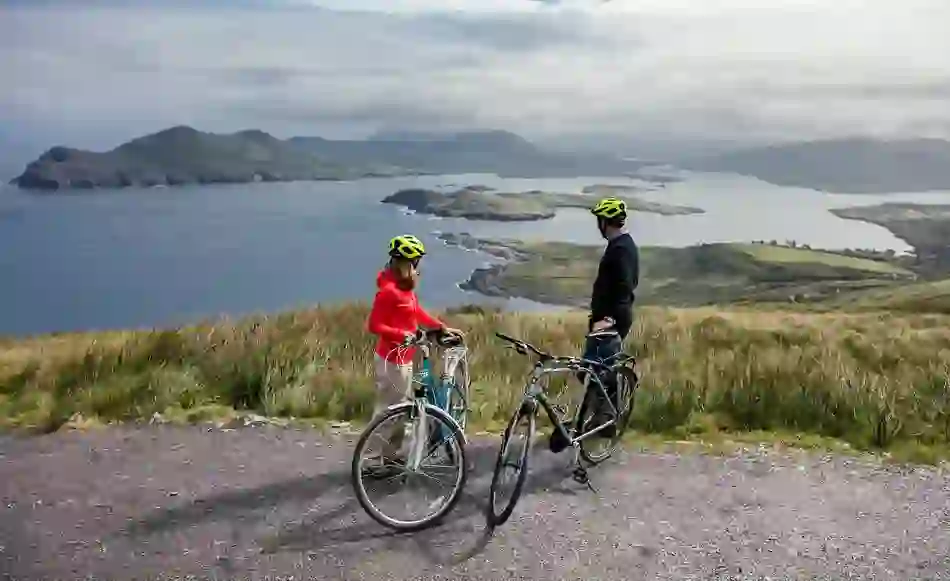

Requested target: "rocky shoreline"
[
  {"left": 439, "top": 232, "right": 920, "bottom": 308},
  {"left": 439, "top": 232, "right": 589, "bottom": 306}
]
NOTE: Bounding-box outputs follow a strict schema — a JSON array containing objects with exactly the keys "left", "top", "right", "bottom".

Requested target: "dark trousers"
[{"left": 579, "top": 332, "right": 623, "bottom": 406}]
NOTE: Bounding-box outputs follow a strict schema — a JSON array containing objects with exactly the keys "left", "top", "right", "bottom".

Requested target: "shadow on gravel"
[
  {"left": 122, "top": 438, "right": 600, "bottom": 567},
  {"left": 123, "top": 469, "right": 355, "bottom": 537},
  {"left": 262, "top": 442, "right": 597, "bottom": 566}
]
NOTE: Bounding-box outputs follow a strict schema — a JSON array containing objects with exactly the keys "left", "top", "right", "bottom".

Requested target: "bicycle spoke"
[
  {"left": 417, "top": 464, "right": 459, "bottom": 474},
  {"left": 412, "top": 469, "right": 453, "bottom": 488}
]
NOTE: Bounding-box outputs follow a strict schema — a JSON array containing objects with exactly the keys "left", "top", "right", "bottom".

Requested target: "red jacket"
[{"left": 367, "top": 268, "right": 443, "bottom": 364}]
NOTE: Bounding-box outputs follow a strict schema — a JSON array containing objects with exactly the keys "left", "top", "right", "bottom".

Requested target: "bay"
[{"left": 2, "top": 170, "right": 950, "bottom": 336}]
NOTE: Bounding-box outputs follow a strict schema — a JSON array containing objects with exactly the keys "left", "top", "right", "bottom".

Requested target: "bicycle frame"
[
  {"left": 382, "top": 335, "right": 469, "bottom": 471},
  {"left": 519, "top": 357, "right": 625, "bottom": 448},
  {"left": 386, "top": 337, "right": 468, "bottom": 417}
]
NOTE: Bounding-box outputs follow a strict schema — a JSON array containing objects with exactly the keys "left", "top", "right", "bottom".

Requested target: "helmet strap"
[{"left": 598, "top": 216, "right": 626, "bottom": 239}]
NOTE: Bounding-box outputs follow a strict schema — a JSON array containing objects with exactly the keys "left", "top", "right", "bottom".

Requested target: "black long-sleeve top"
[{"left": 589, "top": 232, "right": 639, "bottom": 339}]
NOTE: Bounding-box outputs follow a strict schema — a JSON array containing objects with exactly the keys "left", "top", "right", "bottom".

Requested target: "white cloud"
[
  {"left": 2, "top": 0, "right": 950, "bottom": 153},
  {"left": 296, "top": 0, "right": 592, "bottom": 14}
]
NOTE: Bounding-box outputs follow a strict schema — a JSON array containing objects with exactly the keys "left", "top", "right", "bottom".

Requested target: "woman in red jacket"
[{"left": 366, "top": 234, "right": 462, "bottom": 461}]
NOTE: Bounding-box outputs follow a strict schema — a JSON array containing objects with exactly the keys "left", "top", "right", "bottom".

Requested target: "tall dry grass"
[{"left": 1, "top": 303, "right": 949, "bottom": 459}]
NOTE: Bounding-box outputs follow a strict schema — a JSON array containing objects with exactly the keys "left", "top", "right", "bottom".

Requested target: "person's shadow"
[{"left": 122, "top": 437, "right": 597, "bottom": 569}]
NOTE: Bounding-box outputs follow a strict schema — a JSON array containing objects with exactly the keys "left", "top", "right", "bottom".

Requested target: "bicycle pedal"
[{"left": 571, "top": 466, "right": 589, "bottom": 484}]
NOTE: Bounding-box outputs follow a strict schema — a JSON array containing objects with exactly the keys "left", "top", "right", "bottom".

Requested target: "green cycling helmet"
[
  {"left": 388, "top": 234, "right": 426, "bottom": 260},
  {"left": 590, "top": 197, "right": 627, "bottom": 219}
]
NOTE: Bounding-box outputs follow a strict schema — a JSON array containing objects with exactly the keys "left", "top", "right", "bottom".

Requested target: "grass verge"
[{"left": 2, "top": 303, "right": 949, "bottom": 463}]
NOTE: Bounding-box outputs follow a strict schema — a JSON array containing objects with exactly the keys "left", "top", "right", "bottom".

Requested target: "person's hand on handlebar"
[
  {"left": 401, "top": 329, "right": 424, "bottom": 346},
  {"left": 441, "top": 325, "right": 464, "bottom": 338},
  {"left": 591, "top": 317, "right": 615, "bottom": 332}
]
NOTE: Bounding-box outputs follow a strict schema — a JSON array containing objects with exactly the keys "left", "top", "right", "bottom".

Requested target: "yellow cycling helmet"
[
  {"left": 388, "top": 234, "right": 426, "bottom": 260},
  {"left": 590, "top": 197, "right": 627, "bottom": 220}
]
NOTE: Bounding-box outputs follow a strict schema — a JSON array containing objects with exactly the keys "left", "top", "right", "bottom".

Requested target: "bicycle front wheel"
[
  {"left": 351, "top": 402, "right": 468, "bottom": 532},
  {"left": 486, "top": 400, "right": 535, "bottom": 527}
]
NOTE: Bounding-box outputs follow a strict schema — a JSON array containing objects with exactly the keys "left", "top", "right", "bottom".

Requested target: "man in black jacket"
[{"left": 582, "top": 196, "right": 639, "bottom": 437}]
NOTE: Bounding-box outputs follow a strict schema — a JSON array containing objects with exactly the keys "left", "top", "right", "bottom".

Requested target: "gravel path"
[{"left": 1, "top": 425, "right": 948, "bottom": 580}]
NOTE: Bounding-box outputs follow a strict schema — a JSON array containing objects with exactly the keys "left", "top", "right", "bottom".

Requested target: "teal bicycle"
[{"left": 351, "top": 328, "right": 471, "bottom": 531}]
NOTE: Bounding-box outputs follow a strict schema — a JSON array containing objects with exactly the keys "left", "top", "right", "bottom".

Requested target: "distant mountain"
[
  {"left": 368, "top": 129, "right": 515, "bottom": 142},
  {"left": 12, "top": 126, "right": 643, "bottom": 191},
  {"left": 10, "top": 126, "right": 402, "bottom": 191},
  {"left": 684, "top": 138, "right": 950, "bottom": 194},
  {"left": 288, "top": 130, "right": 640, "bottom": 178}
]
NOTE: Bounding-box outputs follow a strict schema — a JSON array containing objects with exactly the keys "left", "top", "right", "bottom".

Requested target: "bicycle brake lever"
[{"left": 504, "top": 343, "right": 527, "bottom": 355}]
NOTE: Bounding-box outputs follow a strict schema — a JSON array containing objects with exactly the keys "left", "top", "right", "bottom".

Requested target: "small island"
[
  {"left": 382, "top": 187, "right": 703, "bottom": 222},
  {"left": 633, "top": 171, "right": 684, "bottom": 185},
  {"left": 581, "top": 184, "right": 646, "bottom": 195},
  {"left": 383, "top": 188, "right": 555, "bottom": 221},
  {"left": 439, "top": 233, "right": 915, "bottom": 307},
  {"left": 581, "top": 182, "right": 682, "bottom": 195}
]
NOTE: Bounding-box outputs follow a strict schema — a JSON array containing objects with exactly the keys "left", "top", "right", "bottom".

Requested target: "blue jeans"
[{"left": 579, "top": 332, "right": 623, "bottom": 403}]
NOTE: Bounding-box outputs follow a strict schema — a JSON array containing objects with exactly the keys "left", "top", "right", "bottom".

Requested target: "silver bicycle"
[{"left": 350, "top": 328, "right": 471, "bottom": 531}]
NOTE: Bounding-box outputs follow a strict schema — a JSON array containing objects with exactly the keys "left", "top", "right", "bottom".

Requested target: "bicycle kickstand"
[{"left": 569, "top": 447, "right": 598, "bottom": 493}]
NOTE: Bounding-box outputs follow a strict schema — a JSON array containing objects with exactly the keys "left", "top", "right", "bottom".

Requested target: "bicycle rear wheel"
[
  {"left": 440, "top": 348, "right": 470, "bottom": 431},
  {"left": 486, "top": 401, "right": 535, "bottom": 527},
  {"left": 352, "top": 402, "right": 468, "bottom": 532},
  {"left": 577, "top": 365, "right": 639, "bottom": 465}
]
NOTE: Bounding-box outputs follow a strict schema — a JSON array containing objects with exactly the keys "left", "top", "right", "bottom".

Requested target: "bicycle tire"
[
  {"left": 351, "top": 402, "right": 468, "bottom": 532},
  {"left": 614, "top": 366, "right": 639, "bottom": 437},
  {"left": 577, "top": 365, "right": 639, "bottom": 465},
  {"left": 486, "top": 401, "right": 535, "bottom": 527},
  {"left": 449, "top": 356, "right": 470, "bottom": 430}
]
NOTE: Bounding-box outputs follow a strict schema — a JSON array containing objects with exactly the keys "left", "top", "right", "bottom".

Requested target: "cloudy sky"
[{"left": 2, "top": 0, "right": 950, "bottom": 167}]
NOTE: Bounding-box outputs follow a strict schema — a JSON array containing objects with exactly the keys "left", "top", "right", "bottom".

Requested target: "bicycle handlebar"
[
  {"left": 494, "top": 331, "right": 635, "bottom": 370},
  {"left": 400, "top": 327, "right": 465, "bottom": 349},
  {"left": 494, "top": 332, "right": 552, "bottom": 359}
]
